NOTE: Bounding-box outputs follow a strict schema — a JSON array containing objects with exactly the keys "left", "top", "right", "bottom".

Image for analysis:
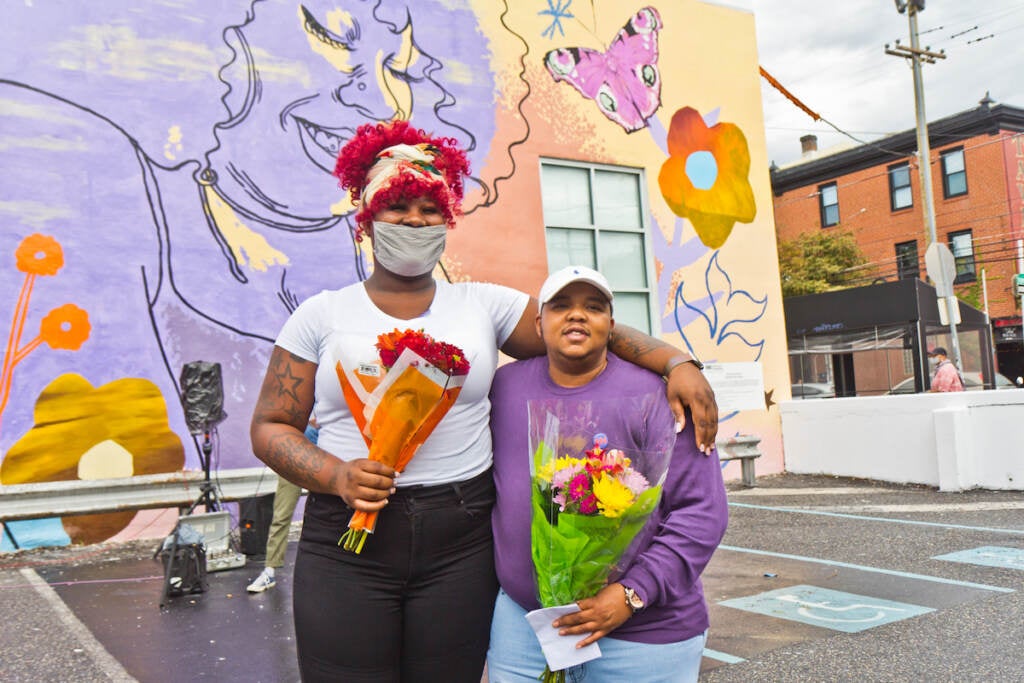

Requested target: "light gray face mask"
[{"left": 371, "top": 221, "right": 447, "bottom": 277}]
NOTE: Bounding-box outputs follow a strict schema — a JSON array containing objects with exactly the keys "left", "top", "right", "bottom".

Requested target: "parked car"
[
  {"left": 888, "top": 372, "right": 1019, "bottom": 394},
  {"left": 790, "top": 382, "right": 836, "bottom": 399}
]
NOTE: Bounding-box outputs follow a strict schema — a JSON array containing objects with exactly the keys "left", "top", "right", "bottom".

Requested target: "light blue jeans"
[{"left": 487, "top": 589, "right": 706, "bottom": 683}]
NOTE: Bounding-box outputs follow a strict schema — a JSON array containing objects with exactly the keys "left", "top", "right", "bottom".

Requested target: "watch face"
[{"left": 625, "top": 587, "right": 643, "bottom": 610}]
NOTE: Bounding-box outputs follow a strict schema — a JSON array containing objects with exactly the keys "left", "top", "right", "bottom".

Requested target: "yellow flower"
[
  {"left": 658, "top": 107, "right": 756, "bottom": 249},
  {"left": 593, "top": 475, "right": 636, "bottom": 518}
]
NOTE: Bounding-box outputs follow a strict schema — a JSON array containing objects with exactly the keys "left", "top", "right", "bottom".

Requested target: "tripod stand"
[{"left": 157, "top": 427, "right": 222, "bottom": 607}]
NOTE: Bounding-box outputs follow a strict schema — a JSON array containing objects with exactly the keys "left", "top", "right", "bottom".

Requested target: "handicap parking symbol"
[
  {"left": 719, "top": 585, "right": 934, "bottom": 633},
  {"left": 932, "top": 546, "right": 1024, "bottom": 570}
]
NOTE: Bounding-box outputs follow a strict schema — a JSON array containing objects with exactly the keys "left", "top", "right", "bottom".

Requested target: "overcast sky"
[{"left": 749, "top": 1, "right": 1024, "bottom": 166}]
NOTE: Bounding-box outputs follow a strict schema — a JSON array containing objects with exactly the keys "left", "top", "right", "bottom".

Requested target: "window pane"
[
  {"left": 612, "top": 292, "right": 652, "bottom": 335},
  {"left": 593, "top": 171, "right": 641, "bottom": 227},
  {"left": 824, "top": 204, "right": 839, "bottom": 226},
  {"left": 949, "top": 231, "right": 975, "bottom": 281},
  {"left": 947, "top": 172, "right": 967, "bottom": 196},
  {"left": 894, "top": 186, "right": 912, "bottom": 209},
  {"left": 541, "top": 166, "right": 591, "bottom": 225},
  {"left": 598, "top": 232, "right": 647, "bottom": 289},
  {"left": 896, "top": 241, "right": 919, "bottom": 280},
  {"left": 950, "top": 232, "right": 972, "bottom": 257},
  {"left": 821, "top": 185, "right": 837, "bottom": 204},
  {"left": 943, "top": 150, "right": 964, "bottom": 174},
  {"left": 546, "top": 228, "right": 595, "bottom": 271},
  {"left": 890, "top": 165, "right": 912, "bottom": 210}
]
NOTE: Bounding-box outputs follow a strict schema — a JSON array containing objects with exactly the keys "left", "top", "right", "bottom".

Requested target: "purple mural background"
[{"left": 0, "top": 0, "right": 499, "bottom": 471}]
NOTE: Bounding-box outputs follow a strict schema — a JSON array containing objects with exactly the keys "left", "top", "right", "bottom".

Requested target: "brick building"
[{"left": 771, "top": 98, "right": 1024, "bottom": 385}]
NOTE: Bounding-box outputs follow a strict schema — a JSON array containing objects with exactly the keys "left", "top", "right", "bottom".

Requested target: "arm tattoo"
[
  {"left": 270, "top": 352, "right": 306, "bottom": 405},
  {"left": 609, "top": 326, "right": 664, "bottom": 360},
  {"left": 265, "top": 431, "right": 334, "bottom": 492}
]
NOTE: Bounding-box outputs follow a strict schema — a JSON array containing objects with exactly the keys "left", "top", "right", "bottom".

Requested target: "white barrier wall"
[{"left": 780, "top": 390, "right": 1024, "bottom": 491}]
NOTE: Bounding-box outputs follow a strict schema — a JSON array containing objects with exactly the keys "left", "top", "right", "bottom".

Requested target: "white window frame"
[{"left": 538, "top": 158, "right": 659, "bottom": 335}]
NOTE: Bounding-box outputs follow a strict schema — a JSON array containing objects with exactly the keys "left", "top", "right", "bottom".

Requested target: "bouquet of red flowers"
[{"left": 335, "top": 328, "right": 469, "bottom": 553}]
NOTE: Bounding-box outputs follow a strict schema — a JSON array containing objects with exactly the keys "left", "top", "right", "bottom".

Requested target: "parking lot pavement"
[
  {"left": 1, "top": 473, "right": 1022, "bottom": 682},
  {"left": 700, "top": 475, "right": 1024, "bottom": 681}
]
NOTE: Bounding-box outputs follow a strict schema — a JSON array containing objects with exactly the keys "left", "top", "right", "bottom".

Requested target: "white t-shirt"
[{"left": 275, "top": 280, "right": 528, "bottom": 487}]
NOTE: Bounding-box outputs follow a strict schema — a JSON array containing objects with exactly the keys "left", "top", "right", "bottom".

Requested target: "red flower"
[
  {"left": 376, "top": 328, "right": 470, "bottom": 376},
  {"left": 579, "top": 494, "right": 598, "bottom": 515}
]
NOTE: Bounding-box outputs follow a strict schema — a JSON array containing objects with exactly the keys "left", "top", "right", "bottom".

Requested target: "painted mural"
[{"left": 0, "top": 0, "right": 788, "bottom": 549}]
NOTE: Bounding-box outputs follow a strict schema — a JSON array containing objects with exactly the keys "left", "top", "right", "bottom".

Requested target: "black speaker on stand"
[
  {"left": 179, "top": 361, "right": 228, "bottom": 512},
  {"left": 157, "top": 361, "right": 229, "bottom": 607}
]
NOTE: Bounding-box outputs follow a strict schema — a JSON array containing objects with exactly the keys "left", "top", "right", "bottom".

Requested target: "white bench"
[{"left": 716, "top": 435, "right": 762, "bottom": 487}]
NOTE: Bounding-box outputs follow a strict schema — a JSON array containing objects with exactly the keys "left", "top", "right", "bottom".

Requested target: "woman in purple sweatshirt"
[{"left": 488, "top": 266, "right": 729, "bottom": 682}]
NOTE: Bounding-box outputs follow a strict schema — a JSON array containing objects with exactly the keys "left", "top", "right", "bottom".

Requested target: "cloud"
[{"left": 754, "top": 0, "right": 1024, "bottom": 164}]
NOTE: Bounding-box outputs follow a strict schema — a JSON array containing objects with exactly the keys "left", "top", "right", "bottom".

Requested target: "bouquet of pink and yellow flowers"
[
  {"left": 528, "top": 397, "right": 675, "bottom": 683},
  {"left": 335, "top": 328, "right": 469, "bottom": 553}
]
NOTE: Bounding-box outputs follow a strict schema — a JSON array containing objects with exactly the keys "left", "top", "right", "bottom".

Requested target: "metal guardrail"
[
  {"left": 0, "top": 467, "right": 281, "bottom": 522},
  {"left": 0, "top": 435, "right": 765, "bottom": 522}
]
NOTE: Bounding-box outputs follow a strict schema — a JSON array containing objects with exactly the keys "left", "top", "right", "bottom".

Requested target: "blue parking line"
[
  {"left": 729, "top": 502, "right": 1024, "bottom": 535},
  {"left": 702, "top": 648, "right": 745, "bottom": 664},
  {"left": 719, "top": 545, "right": 1016, "bottom": 593}
]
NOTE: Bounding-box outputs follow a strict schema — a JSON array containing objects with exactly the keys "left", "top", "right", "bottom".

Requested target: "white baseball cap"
[{"left": 538, "top": 265, "right": 614, "bottom": 305}]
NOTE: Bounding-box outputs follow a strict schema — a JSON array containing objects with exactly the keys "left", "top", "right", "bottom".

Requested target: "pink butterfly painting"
[{"left": 544, "top": 7, "right": 663, "bottom": 133}]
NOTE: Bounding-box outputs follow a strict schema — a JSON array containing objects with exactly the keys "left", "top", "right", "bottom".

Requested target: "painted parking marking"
[
  {"left": 702, "top": 648, "right": 745, "bottom": 664},
  {"left": 719, "top": 544, "right": 1016, "bottom": 592},
  {"left": 719, "top": 585, "right": 933, "bottom": 633},
  {"left": 933, "top": 546, "right": 1024, "bottom": 570},
  {"left": 729, "top": 502, "right": 1024, "bottom": 536}
]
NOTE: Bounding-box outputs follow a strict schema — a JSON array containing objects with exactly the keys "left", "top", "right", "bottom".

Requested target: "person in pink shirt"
[{"left": 928, "top": 347, "right": 963, "bottom": 392}]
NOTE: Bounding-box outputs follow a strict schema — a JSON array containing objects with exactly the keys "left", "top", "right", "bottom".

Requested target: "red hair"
[{"left": 333, "top": 120, "right": 470, "bottom": 237}]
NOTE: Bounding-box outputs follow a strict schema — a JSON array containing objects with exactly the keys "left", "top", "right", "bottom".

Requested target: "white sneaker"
[{"left": 246, "top": 568, "right": 276, "bottom": 593}]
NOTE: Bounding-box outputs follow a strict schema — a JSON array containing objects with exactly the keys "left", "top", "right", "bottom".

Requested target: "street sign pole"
[{"left": 924, "top": 242, "right": 963, "bottom": 373}]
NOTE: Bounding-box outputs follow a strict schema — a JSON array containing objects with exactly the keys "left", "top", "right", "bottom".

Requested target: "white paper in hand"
[{"left": 524, "top": 604, "right": 602, "bottom": 672}]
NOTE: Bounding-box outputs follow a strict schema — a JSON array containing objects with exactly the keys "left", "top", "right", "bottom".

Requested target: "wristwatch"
[
  {"left": 623, "top": 585, "right": 645, "bottom": 614},
  {"left": 664, "top": 354, "right": 704, "bottom": 377}
]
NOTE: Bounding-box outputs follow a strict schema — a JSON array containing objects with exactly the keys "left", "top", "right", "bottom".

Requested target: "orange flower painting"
[
  {"left": 15, "top": 233, "right": 64, "bottom": 276},
  {"left": 1, "top": 235, "right": 90, "bottom": 434},
  {"left": 39, "top": 304, "right": 91, "bottom": 351},
  {"left": 658, "top": 107, "right": 756, "bottom": 249}
]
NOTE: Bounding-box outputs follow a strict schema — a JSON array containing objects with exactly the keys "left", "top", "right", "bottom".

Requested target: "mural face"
[
  {"left": 0, "top": 0, "right": 787, "bottom": 549},
  {"left": 0, "top": 0, "right": 498, "bottom": 548}
]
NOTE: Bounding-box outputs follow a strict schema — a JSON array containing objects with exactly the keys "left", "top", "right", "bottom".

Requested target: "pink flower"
[
  {"left": 619, "top": 469, "right": 650, "bottom": 496},
  {"left": 579, "top": 495, "right": 598, "bottom": 515},
  {"left": 568, "top": 473, "right": 591, "bottom": 501}
]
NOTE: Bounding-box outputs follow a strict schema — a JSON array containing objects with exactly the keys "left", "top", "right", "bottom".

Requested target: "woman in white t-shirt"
[{"left": 249, "top": 120, "right": 718, "bottom": 682}]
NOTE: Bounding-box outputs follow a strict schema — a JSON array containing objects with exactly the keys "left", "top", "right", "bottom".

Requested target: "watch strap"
[{"left": 664, "top": 355, "right": 704, "bottom": 376}]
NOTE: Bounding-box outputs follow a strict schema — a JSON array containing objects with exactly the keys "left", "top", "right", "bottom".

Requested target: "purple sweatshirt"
[{"left": 490, "top": 354, "right": 729, "bottom": 644}]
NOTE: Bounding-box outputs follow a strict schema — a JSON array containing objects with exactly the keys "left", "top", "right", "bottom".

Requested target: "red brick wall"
[{"left": 773, "top": 131, "right": 1022, "bottom": 319}]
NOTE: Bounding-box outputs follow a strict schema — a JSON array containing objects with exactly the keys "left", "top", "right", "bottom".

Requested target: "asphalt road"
[{"left": 1, "top": 473, "right": 1021, "bottom": 682}]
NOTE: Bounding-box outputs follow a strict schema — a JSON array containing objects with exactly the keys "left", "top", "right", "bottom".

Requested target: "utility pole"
[{"left": 885, "top": 0, "right": 963, "bottom": 377}]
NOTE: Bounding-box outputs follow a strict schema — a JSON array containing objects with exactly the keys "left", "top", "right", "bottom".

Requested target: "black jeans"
[{"left": 293, "top": 469, "right": 497, "bottom": 682}]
